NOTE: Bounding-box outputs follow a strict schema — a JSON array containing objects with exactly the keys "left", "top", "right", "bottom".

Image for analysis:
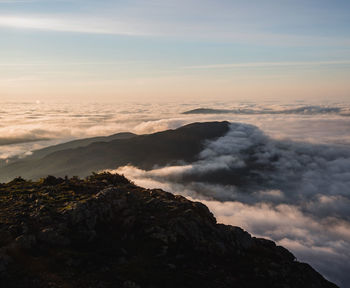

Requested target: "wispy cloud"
[
  {"left": 0, "top": 0, "right": 77, "bottom": 3},
  {"left": 0, "top": 61, "right": 147, "bottom": 67},
  {"left": 0, "top": 0, "right": 39, "bottom": 2},
  {"left": 184, "top": 61, "right": 350, "bottom": 69},
  {"left": 0, "top": 15, "right": 150, "bottom": 36},
  {"left": 1, "top": 13, "right": 350, "bottom": 47}
]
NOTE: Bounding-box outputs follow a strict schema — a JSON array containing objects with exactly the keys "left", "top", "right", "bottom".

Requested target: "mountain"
[
  {"left": 183, "top": 108, "right": 231, "bottom": 114},
  {"left": 28, "top": 132, "right": 137, "bottom": 160},
  {"left": 182, "top": 106, "right": 342, "bottom": 115},
  {"left": 0, "top": 122, "right": 230, "bottom": 182},
  {"left": 2, "top": 132, "right": 137, "bottom": 167},
  {"left": 0, "top": 173, "right": 338, "bottom": 288}
]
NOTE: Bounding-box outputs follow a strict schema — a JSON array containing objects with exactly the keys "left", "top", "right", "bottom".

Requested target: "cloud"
[
  {"left": 2, "top": 102, "right": 350, "bottom": 161},
  {"left": 0, "top": 135, "right": 50, "bottom": 146},
  {"left": 206, "top": 200, "right": 350, "bottom": 286},
  {"left": 0, "top": 15, "right": 150, "bottom": 35},
  {"left": 0, "top": 102, "right": 156, "bottom": 160},
  {"left": 109, "top": 122, "right": 350, "bottom": 287},
  {"left": 184, "top": 61, "right": 350, "bottom": 70},
  {"left": 1, "top": 4, "right": 350, "bottom": 47},
  {"left": 112, "top": 164, "right": 350, "bottom": 287},
  {"left": 132, "top": 118, "right": 192, "bottom": 134},
  {"left": 137, "top": 122, "right": 350, "bottom": 208},
  {"left": 0, "top": 0, "right": 42, "bottom": 2}
]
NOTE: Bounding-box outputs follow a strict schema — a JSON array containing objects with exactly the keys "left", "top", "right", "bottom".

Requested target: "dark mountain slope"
[
  {"left": 28, "top": 132, "right": 136, "bottom": 160},
  {"left": 0, "top": 122, "right": 230, "bottom": 182},
  {"left": 0, "top": 173, "right": 338, "bottom": 288},
  {"left": 1, "top": 133, "right": 136, "bottom": 168}
]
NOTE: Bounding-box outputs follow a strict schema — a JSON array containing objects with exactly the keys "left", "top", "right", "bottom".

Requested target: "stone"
[{"left": 15, "top": 234, "right": 36, "bottom": 249}]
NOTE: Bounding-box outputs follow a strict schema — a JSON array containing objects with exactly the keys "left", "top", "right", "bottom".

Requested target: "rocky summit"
[{"left": 0, "top": 173, "right": 338, "bottom": 288}]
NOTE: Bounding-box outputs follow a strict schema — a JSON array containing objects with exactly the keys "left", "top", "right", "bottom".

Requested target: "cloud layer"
[
  {"left": 111, "top": 122, "right": 350, "bottom": 287},
  {"left": 2, "top": 101, "right": 350, "bottom": 157}
]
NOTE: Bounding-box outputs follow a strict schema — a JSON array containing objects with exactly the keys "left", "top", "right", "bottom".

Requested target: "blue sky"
[{"left": 1, "top": 0, "right": 350, "bottom": 102}]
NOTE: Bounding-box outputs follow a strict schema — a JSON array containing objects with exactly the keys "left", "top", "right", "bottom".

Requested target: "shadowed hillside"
[
  {"left": 27, "top": 132, "right": 137, "bottom": 160},
  {"left": 0, "top": 122, "right": 230, "bottom": 182}
]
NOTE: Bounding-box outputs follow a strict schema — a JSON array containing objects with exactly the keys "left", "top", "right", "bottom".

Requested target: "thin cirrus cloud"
[
  {"left": 1, "top": 0, "right": 350, "bottom": 46},
  {"left": 1, "top": 13, "right": 350, "bottom": 47},
  {"left": 184, "top": 61, "right": 350, "bottom": 69},
  {"left": 0, "top": 15, "right": 150, "bottom": 36}
]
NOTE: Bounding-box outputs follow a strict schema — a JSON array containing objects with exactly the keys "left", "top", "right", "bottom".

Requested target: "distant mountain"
[
  {"left": 183, "top": 108, "right": 231, "bottom": 114},
  {"left": 0, "top": 173, "right": 338, "bottom": 288},
  {"left": 182, "top": 106, "right": 342, "bottom": 115},
  {"left": 0, "top": 122, "right": 230, "bottom": 182}
]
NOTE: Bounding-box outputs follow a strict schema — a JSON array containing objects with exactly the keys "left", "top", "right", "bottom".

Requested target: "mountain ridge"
[{"left": 0, "top": 172, "right": 338, "bottom": 288}]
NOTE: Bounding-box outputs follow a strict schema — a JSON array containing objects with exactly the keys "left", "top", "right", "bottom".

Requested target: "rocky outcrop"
[{"left": 0, "top": 173, "right": 338, "bottom": 288}]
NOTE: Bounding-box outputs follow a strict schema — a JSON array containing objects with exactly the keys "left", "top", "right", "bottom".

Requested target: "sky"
[{"left": 1, "top": 0, "right": 350, "bottom": 102}]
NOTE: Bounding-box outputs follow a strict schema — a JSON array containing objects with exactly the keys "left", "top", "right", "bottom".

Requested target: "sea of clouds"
[
  {"left": 1, "top": 100, "right": 350, "bottom": 286},
  {"left": 2, "top": 101, "right": 350, "bottom": 159},
  {"left": 113, "top": 122, "right": 350, "bottom": 286}
]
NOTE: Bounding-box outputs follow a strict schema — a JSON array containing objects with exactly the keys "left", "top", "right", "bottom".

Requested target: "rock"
[
  {"left": 20, "top": 222, "right": 29, "bottom": 234},
  {"left": 15, "top": 234, "right": 36, "bottom": 249},
  {"left": 8, "top": 225, "right": 21, "bottom": 236},
  {"left": 42, "top": 175, "right": 64, "bottom": 186},
  {"left": 0, "top": 250, "right": 12, "bottom": 273},
  {"left": 37, "top": 228, "right": 70, "bottom": 246},
  {"left": 123, "top": 281, "right": 140, "bottom": 288},
  {"left": 0, "top": 231, "right": 13, "bottom": 246},
  {"left": 0, "top": 173, "right": 339, "bottom": 288}
]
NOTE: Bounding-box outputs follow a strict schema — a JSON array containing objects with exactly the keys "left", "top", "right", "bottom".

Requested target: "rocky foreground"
[{"left": 0, "top": 173, "right": 338, "bottom": 288}]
